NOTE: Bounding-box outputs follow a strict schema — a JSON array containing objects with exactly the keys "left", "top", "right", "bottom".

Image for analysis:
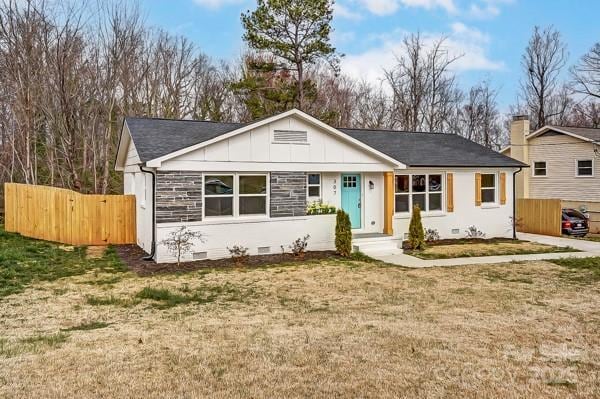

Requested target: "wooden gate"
[
  {"left": 516, "top": 198, "right": 562, "bottom": 236},
  {"left": 4, "top": 183, "right": 136, "bottom": 245}
]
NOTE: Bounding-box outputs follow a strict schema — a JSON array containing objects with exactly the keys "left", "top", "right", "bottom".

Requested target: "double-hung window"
[
  {"left": 533, "top": 161, "right": 547, "bottom": 176},
  {"left": 394, "top": 174, "right": 443, "bottom": 213},
  {"left": 480, "top": 173, "right": 496, "bottom": 203},
  {"left": 204, "top": 174, "right": 267, "bottom": 217},
  {"left": 576, "top": 160, "right": 593, "bottom": 177},
  {"left": 307, "top": 173, "right": 321, "bottom": 200}
]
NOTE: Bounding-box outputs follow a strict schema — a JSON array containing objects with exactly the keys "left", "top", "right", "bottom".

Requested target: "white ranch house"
[{"left": 115, "top": 109, "right": 526, "bottom": 263}]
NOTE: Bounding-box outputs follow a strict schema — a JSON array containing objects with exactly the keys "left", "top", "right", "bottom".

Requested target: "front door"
[{"left": 341, "top": 174, "right": 361, "bottom": 229}]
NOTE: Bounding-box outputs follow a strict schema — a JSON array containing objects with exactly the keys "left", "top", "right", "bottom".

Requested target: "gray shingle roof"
[
  {"left": 125, "top": 116, "right": 526, "bottom": 168},
  {"left": 340, "top": 128, "right": 526, "bottom": 167},
  {"left": 546, "top": 126, "right": 600, "bottom": 142},
  {"left": 125, "top": 117, "right": 244, "bottom": 162}
]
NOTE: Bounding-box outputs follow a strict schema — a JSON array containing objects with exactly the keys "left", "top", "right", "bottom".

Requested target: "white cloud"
[
  {"left": 467, "top": 0, "right": 514, "bottom": 19},
  {"left": 334, "top": 3, "right": 364, "bottom": 20},
  {"left": 357, "top": 0, "right": 456, "bottom": 16},
  {"left": 192, "top": 0, "right": 245, "bottom": 9},
  {"left": 341, "top": 23, "right": 503, "bottom": 85}
]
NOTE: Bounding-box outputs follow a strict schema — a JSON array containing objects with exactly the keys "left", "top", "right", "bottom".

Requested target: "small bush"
[
  {"left": 289, "top": 235, "right": 310, "bottom": 258},
  {"left": 424, "top": 228, "right": 440, "bottom": 241},
  {"left": 227, "top": 245, "right": 249, "bottom": 265},
  {"left": 408, "top": 205, "right": 425, "bottom": 250},
  {"left": 465, "top": 225, "right": 485, "bottom": 238},
  {"left": 307, "top": 201, "right": 337, "bottom": 215},
  {"left": 335, "top": 210, "right": 352, "bottom": 257}
]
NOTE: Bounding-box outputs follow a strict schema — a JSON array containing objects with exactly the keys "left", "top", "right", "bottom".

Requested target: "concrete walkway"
[{"left": 370, "top": 233, "right": 600, "bottom": 268}]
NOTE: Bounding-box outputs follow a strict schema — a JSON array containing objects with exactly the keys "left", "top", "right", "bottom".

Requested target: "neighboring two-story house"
[{"left": 502, "top": 115, "right": 600, "bottom": 232}]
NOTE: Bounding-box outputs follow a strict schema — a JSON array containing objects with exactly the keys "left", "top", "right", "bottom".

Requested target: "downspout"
[
  {"left": 139, "top": 165, "right": 156, "bottom": 261},
  {"left": 512, "top": 167, "right": 523, "bottom": 240}
]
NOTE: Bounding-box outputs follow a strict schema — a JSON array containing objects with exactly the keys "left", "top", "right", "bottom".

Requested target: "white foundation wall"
[
  {"left": 393, "top": 168, "right": 516, "bottom": 239},
  {"left": 155, "top": 215, "right": 336, "bottom": 263}
]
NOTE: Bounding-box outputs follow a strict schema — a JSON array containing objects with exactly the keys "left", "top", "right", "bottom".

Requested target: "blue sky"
[{"left": 139, "top": 0, "right": 600, "bottom": 109}]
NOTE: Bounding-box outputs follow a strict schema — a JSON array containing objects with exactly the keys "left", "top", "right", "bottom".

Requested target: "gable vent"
[{"left": 273, "top": 130, "right": 308, "bottom": 143}]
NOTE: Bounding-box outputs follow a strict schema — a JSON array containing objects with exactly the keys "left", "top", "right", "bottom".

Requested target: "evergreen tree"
[
  {"left": 335, "top": 210, "right": 352, "bottom": 257},
  {"left": 408, "top": 205, "right": 425, "bottom": 250},
  {"left": 241, "top": 0, "right": 339, "bottom": 111}
]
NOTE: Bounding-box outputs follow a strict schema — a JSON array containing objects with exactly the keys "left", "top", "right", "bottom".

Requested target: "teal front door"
[{"left": 341, "top": 174, "right": 361, "bottom": 229}]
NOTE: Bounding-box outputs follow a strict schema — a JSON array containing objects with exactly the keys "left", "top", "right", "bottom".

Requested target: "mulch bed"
[
  {"left": 115, "top": 245, "right": 340, "bottom": 276},
  {"left": 401, "top": 237, "right": 521, "bottom": 250}
]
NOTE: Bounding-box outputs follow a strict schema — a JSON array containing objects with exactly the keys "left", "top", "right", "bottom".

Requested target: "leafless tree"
[
  {"left": 571, "top": 42, "right": 600, "bottom": 100},
  {"left": 456, "top": 80, "right": 504, "bottom": 149},
  {"left": 520, "top": 25, "right": 568, "bottom": 129}
]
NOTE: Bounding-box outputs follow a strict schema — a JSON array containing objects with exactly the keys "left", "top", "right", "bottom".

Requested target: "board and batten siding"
[{"left": 528, "top": 133, "right": 600, "bottom": 202}]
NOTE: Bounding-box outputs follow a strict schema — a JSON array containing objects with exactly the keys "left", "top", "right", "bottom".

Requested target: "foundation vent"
[
  {"left": 257, "top": 246, "right": 271, "bottom": 255},
  {"left": 193, "top": 251, "right": 208, "bottom": 260},
  {"left": 451, "top": 228, "right": 460, "bottom": 234},
  {"left": 273, "top": 130, "right": 307, "bottom": 143}
]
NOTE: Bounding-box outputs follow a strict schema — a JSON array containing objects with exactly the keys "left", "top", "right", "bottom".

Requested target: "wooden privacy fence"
[
  {"left": 516, "top": 198, "right": 562, "bottom": 237},
  {"left": 4, "top": 183, "right": 136, "bottom": 245}
]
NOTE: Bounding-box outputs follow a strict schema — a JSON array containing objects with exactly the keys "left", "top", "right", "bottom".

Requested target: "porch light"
[{"left": 369, "top": 180, "right": 375, "bottom": 190}]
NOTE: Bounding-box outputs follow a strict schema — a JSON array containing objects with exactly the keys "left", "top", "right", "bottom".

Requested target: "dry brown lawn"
[{"left": 1, "top": 258, "right": 599, "bottom": 398}]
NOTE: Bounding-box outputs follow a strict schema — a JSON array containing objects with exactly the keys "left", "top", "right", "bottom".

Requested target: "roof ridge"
[
  {"left": 126, "top": 116, "right": 244, "bottom": 125},
  {"left": 339, "top": 126, "right": 451, "bottom": 135}
]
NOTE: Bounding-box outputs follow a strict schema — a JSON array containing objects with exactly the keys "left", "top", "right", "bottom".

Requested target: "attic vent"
[{"left": 273, "top": 130, "right": 308, "bottom": 143}]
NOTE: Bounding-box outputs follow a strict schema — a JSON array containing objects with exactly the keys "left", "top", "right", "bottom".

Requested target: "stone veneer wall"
[
  {"left": 270, "top": 172, "right": 307, "bottom": 217},
  {"left": 155, "top": 171, "right": 203, "bottom": 223}
]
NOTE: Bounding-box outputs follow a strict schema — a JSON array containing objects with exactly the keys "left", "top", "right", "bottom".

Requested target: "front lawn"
[
  {"left": 404, "top": 238, "right": 578, "bottom": 259},
  {"left": 1, "top": 229, "right": 599, "bottom": 398}
]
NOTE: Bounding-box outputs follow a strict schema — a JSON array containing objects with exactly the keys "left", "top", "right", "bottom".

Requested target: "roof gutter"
[
  {"left": 139, "top": 165, "right": 156, "bottom": 261},
  {"left": 512, "top": 167, "right": 523, "bottom": 240}
]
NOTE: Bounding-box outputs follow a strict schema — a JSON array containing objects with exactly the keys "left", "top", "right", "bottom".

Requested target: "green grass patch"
[
  {"left": 0, "top": 226, "right": 127, "bottom": 299},
  {"left": 86, "top": 295, "right": 139, "bottom": 307},
  {"left": 405, "top": 241, "right": 577, "bottom": 260},
  {"left": 1, "top": 333, "right": 68, "bottom": 358},
  {"left": 136, "top": 283, "right": 258, "bottom": 309},
  {"left": 61, "top": 321, "right": 110, "bottom": 332},
  {"left": 548, "top": 256, "right": 600, "bottom": 284}
]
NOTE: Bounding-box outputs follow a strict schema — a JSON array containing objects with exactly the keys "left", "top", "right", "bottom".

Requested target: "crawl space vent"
[
  {"left": 193, "top": 251, "right": 207, "bottom": 260},
  {"left": 273, "top": 130, "right": 308, "bottom": 143},
  {"left": 451, "top": 228, "right": 460, "bottom": 234},
  {"left": 257, "top": 246, "right": 271, "bottom": 254}
]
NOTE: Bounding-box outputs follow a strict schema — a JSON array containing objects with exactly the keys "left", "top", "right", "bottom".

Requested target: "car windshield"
[{"left": 564, "top": 209, "right": 585, "bottom": 219}]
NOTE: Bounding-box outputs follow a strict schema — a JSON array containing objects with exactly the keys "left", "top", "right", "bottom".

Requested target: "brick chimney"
[{"left": 510, "top": 115, "right": 530, "bottom": 199}]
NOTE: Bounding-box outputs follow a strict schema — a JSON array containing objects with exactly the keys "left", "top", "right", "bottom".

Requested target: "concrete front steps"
[{"left": 352, "top": 233, "right": 403, "bottom": 256}]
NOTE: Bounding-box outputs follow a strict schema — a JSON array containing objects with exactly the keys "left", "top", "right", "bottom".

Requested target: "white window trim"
[
  {"left": 307, "top": 173, "right": 322, "bottom": 201},
  {"left": 532, "top": 161, "right": 547, "bottom": 177},
  {"left": 202, "top": 173, "right": 270, "bottom": 219},
  {"left": 480, "top": 172, "right": 498, "bottom": 205},
  {"left": 575, "top": 159, "right": 594, "bottom": 178},
  {"left": 394, "top": 173, "right": 445, "bottom": 215}
]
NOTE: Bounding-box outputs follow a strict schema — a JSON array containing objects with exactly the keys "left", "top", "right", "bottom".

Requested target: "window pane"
[
  {"left": 395, "top": 175, "right": 409, "bottom": 193},
  {"left": 481, "top": 188, "right": 495, "bottom": 203},
  {"left": 534, "top": 167, "right": 546, "bottom": 176},
  {"left": 239, "top": 175, "right": 266, "bottom": 194},
  {"left": 205, "top": 197, "right": 233, "bottom": 216},
  {"left": 395, "top": 194, "right": 409, "bottom": 212},
  {"left": 429, "top": 175, "right": 442, "bottom": 192},
  {"left": 239, "top": 196, "right": 266, "bottom": 215},
  {"left": 578, "top": 160, "right": 592, "bottom": 168},
  {"left": 205, "top": 175, "right": 233, "bottom": 195},
  {"left": 308, "top": 173, "right": 320, "bottom": 185},
  {"left": 481, "top": 174, "right": 495, "bottom": 188},
  {"left": 429, "top": 193, "right": 442, "bottom": 211},
  {"left": 412, "top": 193, "right": 426, "bottom": 211},
  {"left": 534, "top": 161, "right": 546, "bottom": 169},
  {"left": 412, "top": 175, "right": 426, "bottom": 192},
  {"left": 308, "top": 186, "right": 320, "bottom": 197}
]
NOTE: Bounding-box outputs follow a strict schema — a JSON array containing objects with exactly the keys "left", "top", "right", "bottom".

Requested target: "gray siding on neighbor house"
[
  {"left": 528, "top": 133, "right": 600, "bottom": 202},
  {"left": 155, "top": 171, "right": 203, "bottom": 223},
  {"left": 270, "top": 172, "right": 307, "bottom": 217}
]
